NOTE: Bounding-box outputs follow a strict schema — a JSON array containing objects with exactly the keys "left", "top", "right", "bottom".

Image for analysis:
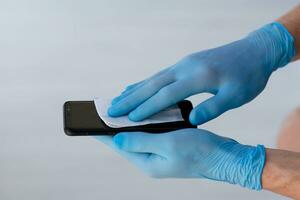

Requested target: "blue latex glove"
[
  {"left": 95, "top": 129, "right": 266, "bottom": 190},
  {"left": 108, "top": 22, "right": 295, "bottom": 125}
]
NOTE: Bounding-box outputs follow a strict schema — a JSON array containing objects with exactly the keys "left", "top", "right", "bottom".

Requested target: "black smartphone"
[{"left": 63, "top": 100, "right": 196, "bottom": 136}]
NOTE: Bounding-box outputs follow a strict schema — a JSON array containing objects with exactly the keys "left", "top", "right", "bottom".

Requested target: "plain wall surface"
[{"left": 1, "top": 0, "right": 299, "bottom": 199}]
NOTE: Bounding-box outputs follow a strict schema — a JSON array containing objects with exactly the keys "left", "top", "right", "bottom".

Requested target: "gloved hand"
[
  {"left": 95, "top": 129, "right": 266, "bottom": 190},
  {"left": 108, "top": 22, "right": 295, "bottom": 125}
]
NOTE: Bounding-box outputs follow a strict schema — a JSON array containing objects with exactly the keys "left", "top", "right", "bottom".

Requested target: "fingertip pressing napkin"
[{"left": 94, "top": 98, "right": 184, "bottom": 128}]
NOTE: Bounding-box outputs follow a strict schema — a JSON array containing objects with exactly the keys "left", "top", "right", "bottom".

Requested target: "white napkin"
[{"left": 94, "top": 98, "right": 184, "bottom": 128}]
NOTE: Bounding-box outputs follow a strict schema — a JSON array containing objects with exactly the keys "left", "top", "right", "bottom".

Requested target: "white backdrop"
[{"left": 1, "top": 0, "right": 299, "bottom": 199}]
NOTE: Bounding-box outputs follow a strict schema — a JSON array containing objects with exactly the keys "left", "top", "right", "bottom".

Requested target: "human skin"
[
  {"left": 261, "top": 5, "right": 300, "bottom": 199},
  {"left": 262, "top": 149, "right": 300, "bottom": 199},
  {"left": 277, "top": 5, "right": 300, "bottom": 59},
  {"left": 277, "top": 107, "right": 300, "bottom": 153}
]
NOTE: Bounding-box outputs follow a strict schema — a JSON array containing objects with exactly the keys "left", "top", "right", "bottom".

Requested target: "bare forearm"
[
  {"left": 277, "top": 4, "right": 300, "bottom": 60},
  {"left": 262, "top": 148, "right": 300, "bottom": 199},
  {"left": 262, "top": 6, "right": 300, "bottom": 197}
]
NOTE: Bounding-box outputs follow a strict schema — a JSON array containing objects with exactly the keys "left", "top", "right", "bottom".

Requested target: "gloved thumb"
[
  {"left": 113, "top": 132, "right": 163, "bottom": 155},
  {"left": 189, "top": 94, "right": 231, "bottom": 125}
]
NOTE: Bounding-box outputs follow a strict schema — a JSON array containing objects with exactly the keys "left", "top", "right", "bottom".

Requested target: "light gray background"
[{"left": 1, "top": 0, "right": 299, "bottom": 199}]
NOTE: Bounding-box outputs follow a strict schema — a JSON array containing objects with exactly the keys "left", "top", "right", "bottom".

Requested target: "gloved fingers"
[
  {"left": 94, "top": 135, "right": 114, "bottom": 146},
  {"left": 127, "top": 80, "right": 203, "bottom": 122},
  {"left": 114, "top": 69, "right": 211, "bottom": 106},
  {"left": 123, "top": 80, "right": 145, "bottom": 92},
  {"left": 94, "top": 135, "right": 152, "bottom": 165},
  {"left": 111, "top": 81, "right": 146, "bottom": 105},
  {"left": 189, "top": 92, "right": 232, "bottom": 125},
  {"left": 111, "top": 67, "right": 173, "bottom": 106},
  {"left": 121, "top": 80, "right": 149, "bottom": 97},
  {"left": 125, "top": 67, "right": 171, "bottom": 91},
  {"left": 94, "top": 135, "right": 166, "bottom": 173},
  {"left": 108, "top": 73, "right": 175, "bottom": 117},
  {"left": 113, "top": 132, "right": 168, "bottom": 157}
]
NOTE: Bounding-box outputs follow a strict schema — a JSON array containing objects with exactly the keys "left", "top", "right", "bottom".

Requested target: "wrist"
[
  {"left": 277, "top": 5, "right": 300, "bottom": 60},
  {"left": 217, "top": 142, "right": 266, "bottom": 190},
  {"left": 247, "top": 22, "right": 295, "bottom": 74},
  {"left": 233, "top": 144, "right": 266, "bottom": 190},
  {"left": 262, "top": 148, "right": 300, "bottom": 199}
]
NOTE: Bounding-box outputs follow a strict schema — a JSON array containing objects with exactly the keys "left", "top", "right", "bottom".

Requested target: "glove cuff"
[
  {"left": 242, "top": 144, "right": 266, "bottom": 190},
  {"left": 248, "top": 22, "right": 296, "bottom": 74},
  {"left": 226, "top": 143, "right": 266, "bottom": 190}
]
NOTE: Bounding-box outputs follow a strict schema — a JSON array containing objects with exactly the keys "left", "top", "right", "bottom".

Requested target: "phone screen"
[
  {"left": 64, "top": 101, "right": 102, "bottom": 130},
  {"left": 63, "top": 100, "right": 196, "bottom": 136}
]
